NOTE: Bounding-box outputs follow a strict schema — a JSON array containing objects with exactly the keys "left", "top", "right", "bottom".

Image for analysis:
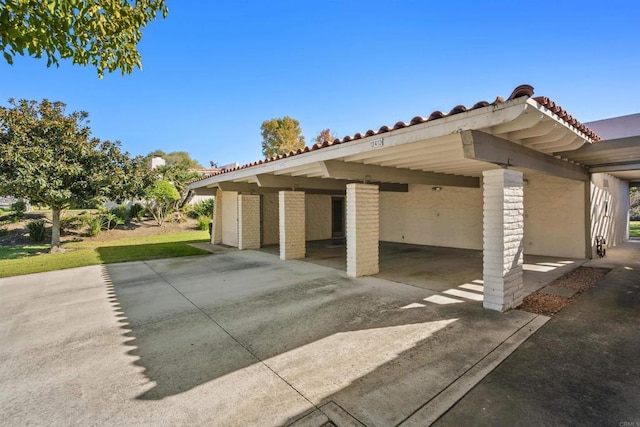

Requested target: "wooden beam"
[
  {"left": 590, "top": 162, "right": 640, "bottom": 173},
  {"left": 191, "top": 187, "right": 218, "bottom": 196},
  {"left": 461, "top": 130, "right": 589, "bottom": 182},
  {"left": 217, "top": 182, "right": 278, "bottom": 193},
  {"left": 256, "top": 174, "right": 351, "bottom": 190},
  {"left": 320, "top": 160, "right": 479, "bottom": 188},
  {"left": 569, "top": 136, "right": 640, "bottom": 154}
]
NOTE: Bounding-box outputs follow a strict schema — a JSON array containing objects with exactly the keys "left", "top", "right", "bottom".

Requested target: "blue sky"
[{"left": 1, "top": 1, "right": 638, "bottom": 168}]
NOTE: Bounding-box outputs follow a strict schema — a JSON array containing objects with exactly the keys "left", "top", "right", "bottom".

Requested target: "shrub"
[
  {"left": 27, "top": 220, "right": 47, "bottom": 242},
  {"left": 145, "top": 180, "right": 180, "bottom": 226},
  {"left": 11, "top": 200, "right": 27, "bottom": 219},
  {"left": 190, "top": 198, "right": 214, "bottom": 218},
  {"left": 130, "top": 203, "right": 145, "bottom": 220},
  {"left": 109, "top": 205, "right": 131, "bottom": 224},
  {"left": 103, "top": 212, "right": 125, "bottom": 230},
  {"left": 10, "top": 200, "right": 27, "bottom": 220},
  {"left": 87, "top": 216, "right": 103, "bottom": 237},
  {"left": 60, "top": 214, "right": 86, "bottom": 234},
  {"left": 196, "top": 215, "right": 211, "bottom": 231}
]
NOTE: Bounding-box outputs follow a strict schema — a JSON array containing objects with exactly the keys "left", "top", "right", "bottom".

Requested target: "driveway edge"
[{"left": 400, "top": 313, "right": 549, "bottom": 426}]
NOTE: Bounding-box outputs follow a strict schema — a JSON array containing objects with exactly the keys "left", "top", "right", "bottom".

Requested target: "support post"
[
  {"left": 279, "top": 191, "right": 306, "bottom": 260},
  {"left": 346, "top": 183, "right": 379, "bottom": 277},
  {"left": 238, "top": 194, "right": 261, "bottom": 250},
  {"left": 482, "top": 169, "right": 524, "bottom": 312},
  {"left": 210, "top": 188, "right": 223, "bottom": 244}
]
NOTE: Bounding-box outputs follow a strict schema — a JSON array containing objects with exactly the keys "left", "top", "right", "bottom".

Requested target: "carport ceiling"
[{"left": 189, "top": 86, "right": 598, "bottom": 193}]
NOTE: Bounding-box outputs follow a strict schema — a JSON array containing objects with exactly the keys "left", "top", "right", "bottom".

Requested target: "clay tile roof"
[
  {"left": 189, "top": 84, "right": 600, "bottom": 184},
  {"left": 508, "top": 84, "right": 535, "bottom": 100},
  {"left": 532, "top": 96, "right": 600, "bottom": 140}
]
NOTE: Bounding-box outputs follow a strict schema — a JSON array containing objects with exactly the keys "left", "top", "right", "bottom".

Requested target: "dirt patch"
[{"left": 519, "top": 267, "right": 610, "bottom": 316}]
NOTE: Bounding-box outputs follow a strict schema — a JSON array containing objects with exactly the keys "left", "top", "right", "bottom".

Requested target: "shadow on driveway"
[{"left": 104, "top": 250, "right": 541, "bottom": 425}]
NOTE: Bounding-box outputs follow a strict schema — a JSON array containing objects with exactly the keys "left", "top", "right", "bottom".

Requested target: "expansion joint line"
[
  {"left": 395, "top": 314, "right": 542, "bottom": 426},
  {"left": 142, "top": 261, "right": 321, "bottom": 415}
]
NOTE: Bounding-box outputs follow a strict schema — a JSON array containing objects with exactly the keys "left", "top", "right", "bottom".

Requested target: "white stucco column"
[
  {"left": 482, "top": 169, "right": 524, "bottom": 312},
  {"left": 238, "top": 194, "right": 261, "bottom": 250},
  {"left": 279, "top": 191, "right": 306, "bottom": 260},
  {"left": 346, "top": 183, "right": 379, "bottom": 277},
  {"left": 210, "top": 188, "right": 223, "bottom": 244}
]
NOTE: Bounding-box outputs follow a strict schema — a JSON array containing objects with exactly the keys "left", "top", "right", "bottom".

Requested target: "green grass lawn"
[
  {"left": 631, "top": 221, "right": 640, "bottom": 238},
  {"left": 0, "top": 230, "right": 210, "bottom": 278}
]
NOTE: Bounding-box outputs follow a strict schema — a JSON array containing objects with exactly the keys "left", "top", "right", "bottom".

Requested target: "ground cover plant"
[{"left": 630, "top": 221, "right": 640, "bottom": 238}]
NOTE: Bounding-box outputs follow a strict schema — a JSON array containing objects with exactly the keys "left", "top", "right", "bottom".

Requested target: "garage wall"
[
  {"left": 591, "top": 173, "right": 629, "bottom": 249},
  {"left": 306, "top": 194, "right": 332, "bottom": 241},
  {"left": 221, "top": 191, "right": 238, "bottom": 247},
  {"left": 262, "top": 193, "right": 279, "bottom": 245},
  {"left": 523, "top": 172, "right": 586, "bottom": 259},
  {"left": 260, "top": 192, "right": 332, "bottom": 245},
  {"left": 379, "top": 184, "right": 483, "bottom": 250}
]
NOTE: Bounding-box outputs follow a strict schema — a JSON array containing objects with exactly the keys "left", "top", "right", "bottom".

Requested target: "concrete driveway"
[{"left": 0, "top": 250, "right": 547, "bottom": 426}]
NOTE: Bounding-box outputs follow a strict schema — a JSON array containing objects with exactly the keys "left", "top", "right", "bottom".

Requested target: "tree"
[
  {"left": 147, "top": 150, "right": 202, "bottom": 169},
  {"left": 315, "top": 128, "right": 336, "bottom": 144},
  {"left": 144, "top": 180, "right": 180, "bottom": 226},
  {"left": 0, "top": 0, "right": 168, "bottom": 78},
  {"left": 260, "top": 116, "right": 305, "bottom": 158},
  {"left": 145, "top": 150, "right": 201, "bottom": 207},
  {"left": 0, "top": 98, "right": 151, "bottom": 251}
]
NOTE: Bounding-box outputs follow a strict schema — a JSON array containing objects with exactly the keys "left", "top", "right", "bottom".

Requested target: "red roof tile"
[{"left": 191, "top": 84, "right": 599, "bottom": 183}]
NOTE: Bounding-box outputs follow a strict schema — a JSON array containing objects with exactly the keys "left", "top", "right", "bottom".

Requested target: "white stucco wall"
[
  {"left": 379, "top": 184, "right": 483, "bottom": 250},
  {"left": 221, "top": 191, "right": 238, "bottom": 247},
  {"left": 305, "top": 195, "right": 332, "bottom": 241},
  {"left": 262, "top": 193, "right": 279, "bottom": 245},
  {"left": 189, "top": 195, "right": 214, "bottom": 205},
  {"left": 591, "top": 173, "right": 629, "bottom": 249},
  {"left": 522, "top": 172, "right": 586, "bottom": 259}
]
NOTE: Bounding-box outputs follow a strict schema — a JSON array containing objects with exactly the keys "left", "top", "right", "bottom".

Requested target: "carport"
[{"left": 189, "top": 85, "right": 600, "bottom": 312}]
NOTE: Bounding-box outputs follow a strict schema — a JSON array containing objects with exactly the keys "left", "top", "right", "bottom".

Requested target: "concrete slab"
[
  {"left": 0, "top": 251, "right": 547, "bottom": 426},
  {"left": 433, "top": 243, "right": 640, "bottom": 425},
  {"left": 539, "top": 285, "right": 578, "bottom": 298},
  {"left": 262, "top": 240, "right": 585, "bottom": 298}
]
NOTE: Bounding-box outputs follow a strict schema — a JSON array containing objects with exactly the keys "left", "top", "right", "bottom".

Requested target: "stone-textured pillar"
[
  {"left": 238, "top": 194, "right": 261, "bottom": 250},
  {"left": 210, "top": 188, "right": 223, "bottom": 244},
  {"left": 482, "top": 169, "right": 524, "bottom": 312},
  {"left": 279, "top": 191, "right": 306, "bottom": 260},
  {"left": 346, "top": 183, "right": 379, "bottom": 277}
]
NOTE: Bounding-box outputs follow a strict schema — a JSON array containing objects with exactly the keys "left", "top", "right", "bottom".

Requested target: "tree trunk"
[
  {"left": 50, "top": 208, "right": 64, "bottom": 253},
  {"left": 180, "top": 189, "right": 194, "bottom": 209}
]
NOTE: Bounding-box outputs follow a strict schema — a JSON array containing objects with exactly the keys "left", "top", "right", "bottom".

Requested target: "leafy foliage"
[
  {"left": 144, "top": 180, "right": 180, "bottom": 226},
  {"left": 147, "top": 150, "right": 202, "bottom": 169},
  {"left": 189, "top": 198, "right": 214, "bottom": 219},
  {"left": 109, "top": 205, "right": 131, "bottom": 224},
  {"left": 196, "top": 215, "right": 211, "bottom": 231},
  {"left": 0, "top": 0, "right": 168, "bottom": 78},
  {"left": 261, "top": 116, "right": 306, "bottom": 158},
  {"left": 315, "top": 128, "right": 336, "bottom": 144},
  {"left": 10, "top": 200, "right": 26, "bottom": 220},
  {"left": 146, "top": 150, "right": 202, "bottom": 207},
  {"left": 0, "top": 98, "right": 152, "bottom": 250},
  {"left": 130, "top": 202, "right": 146, "bottom": 220},
  {"left": 27, "top": 220, "right": 47, "bottom": 242},
  {"left": 87, "top": 216, "right": 103, "bottom": 237},
  {"left": 631, "top": 187, "right": 640, "bottom": 221}
]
